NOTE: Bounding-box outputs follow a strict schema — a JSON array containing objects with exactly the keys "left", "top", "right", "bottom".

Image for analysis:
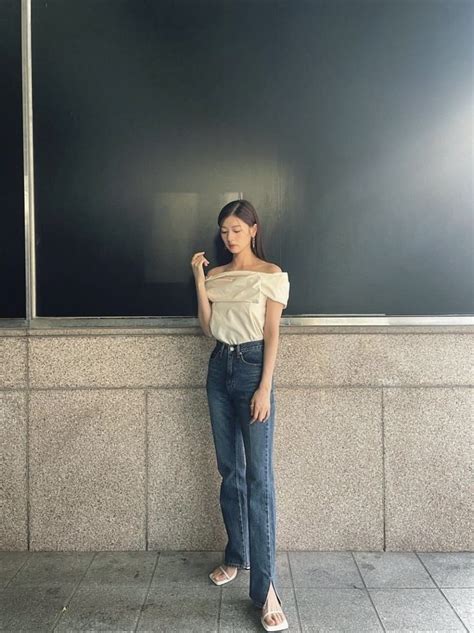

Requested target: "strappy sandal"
[
  {"left": 261, "top": 599, "right": 289, "bottom": 631},
  {"left": 261, "top": 607, "right": 289, "bottom": 631},
  {"left": 208, "top": 564, "right": 238, "bottom": 586}
]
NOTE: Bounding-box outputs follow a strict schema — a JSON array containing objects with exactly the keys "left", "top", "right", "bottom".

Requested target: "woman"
[{"left": 190, "top": 200, "right": 290, "bottom": 631}]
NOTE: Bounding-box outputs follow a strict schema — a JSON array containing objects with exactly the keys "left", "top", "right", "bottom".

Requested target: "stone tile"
[
  {"left": 0, "top": 581, "right": 76, "bottom": 631},
  {"left": 1, "top": 326, "right": 471, "bottom": 557},
  {"left": 0, "top": 551, "right": 30, "bottom": 589},
  {"left": 27, "top": 331, "right": 474, "bottom": 389},
  {"left": 0, "top": 336, "right": 26, "bottom": 388},
  {"left": 28, "top": 390, "right": 146, "bottom": 550},
  {"left": 277, "top": 333, "right": 473, "bottom": 386},
  {"left": 277, "top": 389, "right": 383, "bottom": 550},
  {"left": 442, "top": 587, "right": 474, "bottom": 631},
  {"left": 0, "top": 391, "right": 27, "bottom": 550},
  {"left": 152, "top": 551, "right": 227, "bottom": 587},
  {"left": 29, "top": 334, "right": 214, "bottom": 388},
  {"left": 150, "top": 550, "right": 291, "bottom": 592},
  {"left": 384, "top": 388, "right": 473, "bottom": 550},
  {"left": 288, "top": 551, "right": 364, "bottom": 588},
  {"left": 81, "top": 550, "right": 159, "bottom": 587},
  {"left": 54, "top": 582, "right": 148, "bottom": 632},
  {"left": 206, "top": 550, "right": 291, "bottom": 589},
  {"left": 277, "top": 551, "right": 293, "bottom": 588},
  {"left": 417, "top": 552, "right": 474, "bottom": 587},
  {"left": 1, "top": 549, "right": 473, "bottom": 632},
  {"left": 295, "top": 586, "right": 383, "bottom": 632},
  {"left": 0, "top": 328, "right": 27, "bottom": 336},
  {"left": 147, "top": 390, "right": 224, "bottom": 550},
  {"left": 9, "top": 551, "right": 94, "bottom": 586},
  {"left": 353, "top": 551, "right": 435, "bottom": 588},
  {"left": 136, "top": 583, "right": 220, "bottom": 632},
  {"left": 220, "top": 584, "right": 301, "bottom": 632},
  {"left": 369, "top": 587, "right": 466, "bottom": 632}
]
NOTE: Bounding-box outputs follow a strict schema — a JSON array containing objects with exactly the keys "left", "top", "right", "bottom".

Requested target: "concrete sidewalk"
[{"left": 0, "top": 550, "right": 472, "bottom": 631}]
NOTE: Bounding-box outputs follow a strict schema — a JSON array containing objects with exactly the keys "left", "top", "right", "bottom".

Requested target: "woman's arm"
[
  {"left": 260, "top": 298, "right": 285, "bottom": 390},
  {"left": 191, "top": 251, "right": 213, "bottom": 338}
]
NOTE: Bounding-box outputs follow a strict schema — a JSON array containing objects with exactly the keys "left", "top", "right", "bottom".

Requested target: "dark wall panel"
[
  {"left": 277, "top": 0, "right": 473, "bottom": 316},
  {"left": 31, "top": 0, "right": 473, "bottom": 317},
  {"left": 33, "top": 0, "right": 283, "bottom": 316},
  {"left": 1, "top": 0, "right": 25, "bottom": 318}
]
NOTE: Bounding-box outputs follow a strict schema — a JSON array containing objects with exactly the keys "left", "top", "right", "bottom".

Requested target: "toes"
[{"left": 264, "top": 614, "right": 282, "bottom": 625}]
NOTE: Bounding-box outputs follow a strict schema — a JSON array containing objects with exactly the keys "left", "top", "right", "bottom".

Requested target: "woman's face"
[{"left": 220, "top": 217, "right": 256, "bottom": 252}]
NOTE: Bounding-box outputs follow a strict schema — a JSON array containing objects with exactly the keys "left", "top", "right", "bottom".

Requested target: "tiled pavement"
[{"left": 0, "top": 550, "right": 472, "bottom": 632}]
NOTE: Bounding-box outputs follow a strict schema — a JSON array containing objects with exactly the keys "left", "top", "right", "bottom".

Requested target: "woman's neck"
[{"left": 226, "top": 257, "right": 265, "bottom": 271}]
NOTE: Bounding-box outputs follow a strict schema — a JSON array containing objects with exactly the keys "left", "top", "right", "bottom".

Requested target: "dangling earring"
[{"left": 252, "top": 236, "right": 256, "bottom": 249}]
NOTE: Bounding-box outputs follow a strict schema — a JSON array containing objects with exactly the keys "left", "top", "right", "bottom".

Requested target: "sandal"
[
  {"left": 261, "top": 606, "right": 289, "bottom": 632},
  {"left": 209, "top": 564, "right": 238, "bottom": 586},
  {"left": 261, "top": 588, "right": 288, "bottom": 632}
]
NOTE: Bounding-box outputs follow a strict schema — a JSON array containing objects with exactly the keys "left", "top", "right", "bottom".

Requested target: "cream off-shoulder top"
[{"left": 204, "top": 270, "right": 290, "bottom": 345}]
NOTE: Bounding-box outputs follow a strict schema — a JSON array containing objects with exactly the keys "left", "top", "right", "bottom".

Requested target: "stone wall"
[{"left": 1, "top": 325, "right": 472, "bottom": 552}]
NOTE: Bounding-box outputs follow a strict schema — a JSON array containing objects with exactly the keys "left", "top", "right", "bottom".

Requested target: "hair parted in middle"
[{"left": 216, "top": 199, "right": 268, "bottom": 264}]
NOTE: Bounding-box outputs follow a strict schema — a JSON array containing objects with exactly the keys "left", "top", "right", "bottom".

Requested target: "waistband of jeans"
[{"left": 214, "top": 338, "right": 264, "bottom": 353}]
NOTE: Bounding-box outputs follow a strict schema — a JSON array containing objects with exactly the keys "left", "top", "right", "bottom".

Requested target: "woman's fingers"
[
  {"left": 190, "top": 251, "right": 209, "bottom": 266},
  {"left": 250, "top": 401, "right": 259, "bottom": 423},
  {"left": 250, "top": 404, "right": 270, "bottom": 423}
]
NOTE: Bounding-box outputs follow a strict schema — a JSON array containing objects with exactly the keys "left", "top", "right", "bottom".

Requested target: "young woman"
[{"left": 190, "top": 200, "right": 290, "bottom": 631}]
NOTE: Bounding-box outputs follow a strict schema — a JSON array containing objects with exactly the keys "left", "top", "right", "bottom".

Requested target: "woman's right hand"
[{"left": 190, "top": 251, "right": 210, "bottom": 283}]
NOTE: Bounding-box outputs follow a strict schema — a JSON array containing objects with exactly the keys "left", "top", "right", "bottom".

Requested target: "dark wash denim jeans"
[{"left": 205, "top": 338, "right": 282, "bottom": 610}]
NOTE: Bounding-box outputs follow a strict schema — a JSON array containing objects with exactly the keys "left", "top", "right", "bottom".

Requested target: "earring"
[{"left": 252, "top": 236, "right": 256, "bottom": 249}]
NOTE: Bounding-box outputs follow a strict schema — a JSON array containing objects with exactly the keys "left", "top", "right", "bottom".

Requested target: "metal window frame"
[
  {"left": 22, "top": 0, "right": 36, "bottom": 326},
  {"left": 5, "top": 0, "right": 472, "bottom": 331}
]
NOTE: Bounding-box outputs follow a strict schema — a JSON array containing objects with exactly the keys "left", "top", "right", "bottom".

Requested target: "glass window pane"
[{"left": 1, "top": 0, "right": 25, "bottom": 319}]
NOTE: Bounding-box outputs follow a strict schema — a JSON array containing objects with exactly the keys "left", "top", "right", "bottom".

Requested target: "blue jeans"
[{"left": 205, "top": 338, "right": 282, "bottom": 610}]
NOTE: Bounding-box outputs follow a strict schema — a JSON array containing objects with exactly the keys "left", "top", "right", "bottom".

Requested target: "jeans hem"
[
  {"left": 224, "top": 561, "right": 251, "bottom": 570},
  {"left": 251, "top": 579, "right": 282, "bottom": 610}
]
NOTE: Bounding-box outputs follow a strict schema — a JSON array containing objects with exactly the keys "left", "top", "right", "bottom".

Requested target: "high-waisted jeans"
[{"left": 205, "top": 337, "right": 282, "bottom": 610}]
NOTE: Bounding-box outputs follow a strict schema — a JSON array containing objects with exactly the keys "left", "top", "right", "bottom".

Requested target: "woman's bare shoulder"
[
  {"left": 263, "top": 263, "right": 283, "bottom": 273},
  {"left": 248, "top": 259, "right": 282, "bottom": 273}
]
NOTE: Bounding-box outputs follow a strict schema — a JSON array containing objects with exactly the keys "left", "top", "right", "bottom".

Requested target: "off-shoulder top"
[{"left": 204, "top": 270, "right": 290, "bottom": 345}]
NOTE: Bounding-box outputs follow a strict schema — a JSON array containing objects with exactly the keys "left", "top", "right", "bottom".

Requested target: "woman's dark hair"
[{"left": 217, "top": 199, "right": 267, "bottom": 263}]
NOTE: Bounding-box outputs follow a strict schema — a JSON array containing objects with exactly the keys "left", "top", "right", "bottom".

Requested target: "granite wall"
[{"left": 1, "top": 325, "right": 472, "bottom": 552}]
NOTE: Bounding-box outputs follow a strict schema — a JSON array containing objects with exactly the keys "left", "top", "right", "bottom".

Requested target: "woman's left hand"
[{"left": 250, "top": 386, "right": 271, "bottom": 423}]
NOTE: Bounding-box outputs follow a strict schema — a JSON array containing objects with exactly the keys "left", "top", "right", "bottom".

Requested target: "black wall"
[
  {"left": 1, "top": 0, "right": 24, "bottom": 318},
  {"left": 2, "top": 0, "right": 473, "bottom": 318}
]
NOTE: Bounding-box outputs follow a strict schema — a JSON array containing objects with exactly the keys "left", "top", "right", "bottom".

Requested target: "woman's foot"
[
  {"left": 209, "top": 564, "right": 238, "bottom": 584},
  {"left": 261, "top": 582, "right": 288, "bottom": 630}
]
